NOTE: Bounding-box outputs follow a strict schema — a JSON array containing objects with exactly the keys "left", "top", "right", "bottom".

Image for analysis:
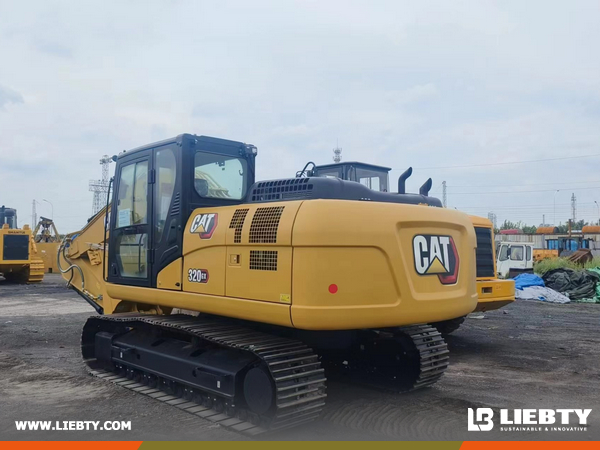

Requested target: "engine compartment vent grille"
[
  {"left": 249, "top": 206, "right": 284, "bottom": 244},
  {"left": 250, "top": 178, "right": 313, "bottom": 202},
  {"left": 249, "top": 250, "right": 278, "bottom": 271},
  {"left": 229, "top": 208, "right": 249, "bottom": 244}
]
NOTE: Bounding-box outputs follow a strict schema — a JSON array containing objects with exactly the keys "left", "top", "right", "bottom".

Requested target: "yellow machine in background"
[
  {"left": 60, "top": 134, "right": 478, "bottom": 434},
  {"left": 469, "top": 216, "right": 515, "bottom": 310},
  {"left": 32, "top": 216, "right": 62, "bottom": 274},
  {"left": 0, "top": 205, "right": 44, "bottom": 283}
]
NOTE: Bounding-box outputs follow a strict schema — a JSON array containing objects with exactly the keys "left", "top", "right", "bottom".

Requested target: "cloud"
[
  {"left": 387, "top": 83, "right": 438, "bottom": 105},
  {"left": 0, "top": 0, "right": 599, "bottom": 231},
  {"left": 34, "top": 41, "right": 73, "bottom": 59},
  {"left": 0, "top": 84, "right": 24, "bottom": 109}
]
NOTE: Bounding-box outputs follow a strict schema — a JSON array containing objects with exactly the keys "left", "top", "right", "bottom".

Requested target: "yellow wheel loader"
[
  {"left": 60, "top": 134, "right": 477, "bottom": 435},
  {"left": 297, "top": 162, "right": 515, "bottom": 335},
  {"left": 0, "top": 206, "right": 44, "bottom": 283}
]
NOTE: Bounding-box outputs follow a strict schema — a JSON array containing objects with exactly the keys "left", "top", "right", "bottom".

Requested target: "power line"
[
  {"left": 444, "top": 180, "right": 600, "bottom": 188},
  {"left": 389, "top": 153, "right": 600, "bottom": 171},
  {"left": 455, "top": 202, "right": 597, "bottom": 209},
  {"left": 445, "top": 186, "right": 600, "bottom": 195}
]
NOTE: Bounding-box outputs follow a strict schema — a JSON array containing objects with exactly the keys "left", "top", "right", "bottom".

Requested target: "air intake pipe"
[
  {"left": 419, "top": 178, "right": 433, "bottom": 196},
  {"left": 397, "top": 167, "right": 413, "bottom": 194}
]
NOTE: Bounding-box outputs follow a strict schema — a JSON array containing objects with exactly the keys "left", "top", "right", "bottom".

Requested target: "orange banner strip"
[{"left": 462, "top": 442, "right": 599, "bottom": 450}]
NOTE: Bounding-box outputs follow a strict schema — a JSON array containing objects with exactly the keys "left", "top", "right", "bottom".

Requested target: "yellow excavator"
[
  {"left": 0, "top": 205, "right": 44, "bottom": 283},
  {"left": 60, "top": 134, "right": 478, "bottom": 434},
  {"left": 296, "top": 162, "right": 515, "bottom": 335}
]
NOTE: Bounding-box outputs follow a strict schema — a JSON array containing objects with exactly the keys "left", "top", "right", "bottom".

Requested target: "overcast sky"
[{"left": 1, "top": 0, "right": 599, "bottom": 232}]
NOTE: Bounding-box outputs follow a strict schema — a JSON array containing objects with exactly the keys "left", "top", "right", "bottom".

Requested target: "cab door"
[
  {"left": 497, "top": 243, "right": 510, "bottom": 277},
  {"left": 108, "top": 152, "right": 152, "bottom": 287},
  {"left": 150, "top": 144, "right": 183, "bottom": 287},
  {"left": 509, "top": 245, "right": 526, "bottom": 271}
]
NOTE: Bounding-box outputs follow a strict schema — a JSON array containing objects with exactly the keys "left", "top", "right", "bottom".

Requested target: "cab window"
[
  {"left": 116, "top": 160, "right": 148, "bottom": 228},
  {"left": 355, "top": 167, "right": 388, "bottom": 192},
  {"left": 313, "top": 168, "right": 342, "bottom": 179},
  {"left": 510, "top": 245, "right": 524, "bottom": 261},
  {"left": 499, "top": 244, "right": 509, "bottom": 261},
  {"left": 526, "top": 245, "right": 532, "bottom": 261},
  {"left": 194, "top": 152, "right": 247, "bottom": 200},
  {"left": 155, "top": 148, "right": 177, "bottom": 242}
]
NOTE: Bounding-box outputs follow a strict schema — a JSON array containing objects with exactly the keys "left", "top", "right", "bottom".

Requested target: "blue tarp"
[{"left": 513, "top": 273, "right": 545, "bottom": 290}]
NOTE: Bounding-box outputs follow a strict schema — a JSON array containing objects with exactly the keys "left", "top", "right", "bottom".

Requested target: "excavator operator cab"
[
  {"left": 309, "top": 162, "right": 391, "bottom": 192},
  {"left": 107, "top": 134, "right": 257, "bottom": 288},
  {"left": 297, "top": 160, "right": 433, "bottom": 198}
]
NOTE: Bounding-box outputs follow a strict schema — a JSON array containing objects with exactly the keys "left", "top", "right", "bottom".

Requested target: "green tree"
[
  {"left": 573, "top": 219, "right": 588, "bottom": 230},
  {"left": 522, "top": 225, "right": 537, "bottom": 234},
  {"left": 500, "top": 220, "right": 523, "bottom": 230}
]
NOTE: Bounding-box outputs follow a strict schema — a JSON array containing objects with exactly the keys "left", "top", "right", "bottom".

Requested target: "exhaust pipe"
[
  {"left": 397, "top": 167, "right": 413, "bottom": 194},
  {"left": 419, "top": 178, "right": 432, "bottom": 196}
]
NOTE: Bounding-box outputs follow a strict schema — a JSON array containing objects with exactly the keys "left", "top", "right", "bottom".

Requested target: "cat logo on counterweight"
[{"left": 412, "top": 234, "right": 459, "bottom": 285}]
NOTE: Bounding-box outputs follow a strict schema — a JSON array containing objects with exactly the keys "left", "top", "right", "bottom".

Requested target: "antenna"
[
  {"left": 333, "top": 140, "right": 342, "bottom": 163},
  {"left": 89, "top": 155, "right": 113, "bottom": 215}
]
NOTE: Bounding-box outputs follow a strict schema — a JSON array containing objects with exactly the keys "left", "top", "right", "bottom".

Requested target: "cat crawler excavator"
[{"left": 60, "top": 134, "right": 477, "bottom": 435}]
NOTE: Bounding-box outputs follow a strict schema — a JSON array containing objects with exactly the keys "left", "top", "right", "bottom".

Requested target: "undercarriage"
[{"left": 83, "top": 313, "right": 449, "bottom": 435}]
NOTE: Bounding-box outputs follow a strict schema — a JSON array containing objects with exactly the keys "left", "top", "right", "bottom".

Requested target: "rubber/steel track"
[
  {"left": 82, "top": 313, "right": 327, "bottom": 436},
  {"left": 325, "top": 324, "right": 450, "bottom": 392},
  {"left": 83, "top": 315, "right": 449, "bottom": 435},
  {"left": 401, "top": 324, "right": 450, "bottom": 390}
]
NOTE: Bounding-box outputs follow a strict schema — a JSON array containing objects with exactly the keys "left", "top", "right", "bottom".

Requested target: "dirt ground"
[{"left": 0, "top": 274, "right": 598, "bottom": 441}]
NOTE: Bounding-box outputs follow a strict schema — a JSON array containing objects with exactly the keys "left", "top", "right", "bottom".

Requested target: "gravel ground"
[{"left": 0, "top": 274, "right": 598, "bottom": 441}]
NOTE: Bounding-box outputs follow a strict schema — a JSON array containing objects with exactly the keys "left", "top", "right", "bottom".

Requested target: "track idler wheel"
[{"left": 243, "top": 365, "right": 275, "bottom": 416}]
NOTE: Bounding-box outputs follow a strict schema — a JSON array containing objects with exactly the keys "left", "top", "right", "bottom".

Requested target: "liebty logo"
[
  {"left": 190, "top": 213, "right": 218, "bottom": 239},
  {"left": 412, "top": 234, "right": 459, "bottom": 285},
  {"left": 468, "top": 408, "right": 592, "bottom": 432}
]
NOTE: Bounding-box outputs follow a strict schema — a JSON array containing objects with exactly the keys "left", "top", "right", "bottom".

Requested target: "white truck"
[{"left": 496, "top": 242, "right": 535, "bottom": 278}]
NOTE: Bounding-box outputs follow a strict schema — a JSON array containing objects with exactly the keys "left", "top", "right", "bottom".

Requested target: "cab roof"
[
  {"left": 315, "top": 161, "right": 392, "bottom": 171},
  {"left": 118, "top": 134, "right": 248, "bottom": 159}
]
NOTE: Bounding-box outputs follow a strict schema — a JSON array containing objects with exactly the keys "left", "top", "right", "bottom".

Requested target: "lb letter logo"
[
  {"left": 468, "top": 408, "right": 494, "bottom": 431},
  {"left": 412, "top": 234, "right": 459, "bottom": 285},
  {"left": 190, "top": 213, "right": 218, "bottom": 239}
]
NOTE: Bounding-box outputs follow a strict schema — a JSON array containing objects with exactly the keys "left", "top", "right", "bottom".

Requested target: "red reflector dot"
[{"left": 328, "top": 284, "right": 338, "bottom": 294}]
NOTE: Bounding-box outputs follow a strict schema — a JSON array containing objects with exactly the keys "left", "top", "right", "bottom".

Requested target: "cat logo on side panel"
[{"left": 189, "top": 213, "right": 218, "bottom": 239}]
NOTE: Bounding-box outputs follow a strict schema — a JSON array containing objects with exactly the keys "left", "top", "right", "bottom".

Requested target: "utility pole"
[
  {"left": 542, "top": 214, "right": 545, "bottom": 227},
  {"left": 553, "top": 190, "right": 560, "bottom": 225},
  {"left": 571, "top": 193, "right": 577, "bottom": 223},
  {"left": 487, "top": 212, "right": 497, "bottom": 229},
  {"left": 442, "top": 181, "right": 447, "bottom": 207},
  {"left": 31, "top": 199, "right": 37, "bottom": 227}
]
